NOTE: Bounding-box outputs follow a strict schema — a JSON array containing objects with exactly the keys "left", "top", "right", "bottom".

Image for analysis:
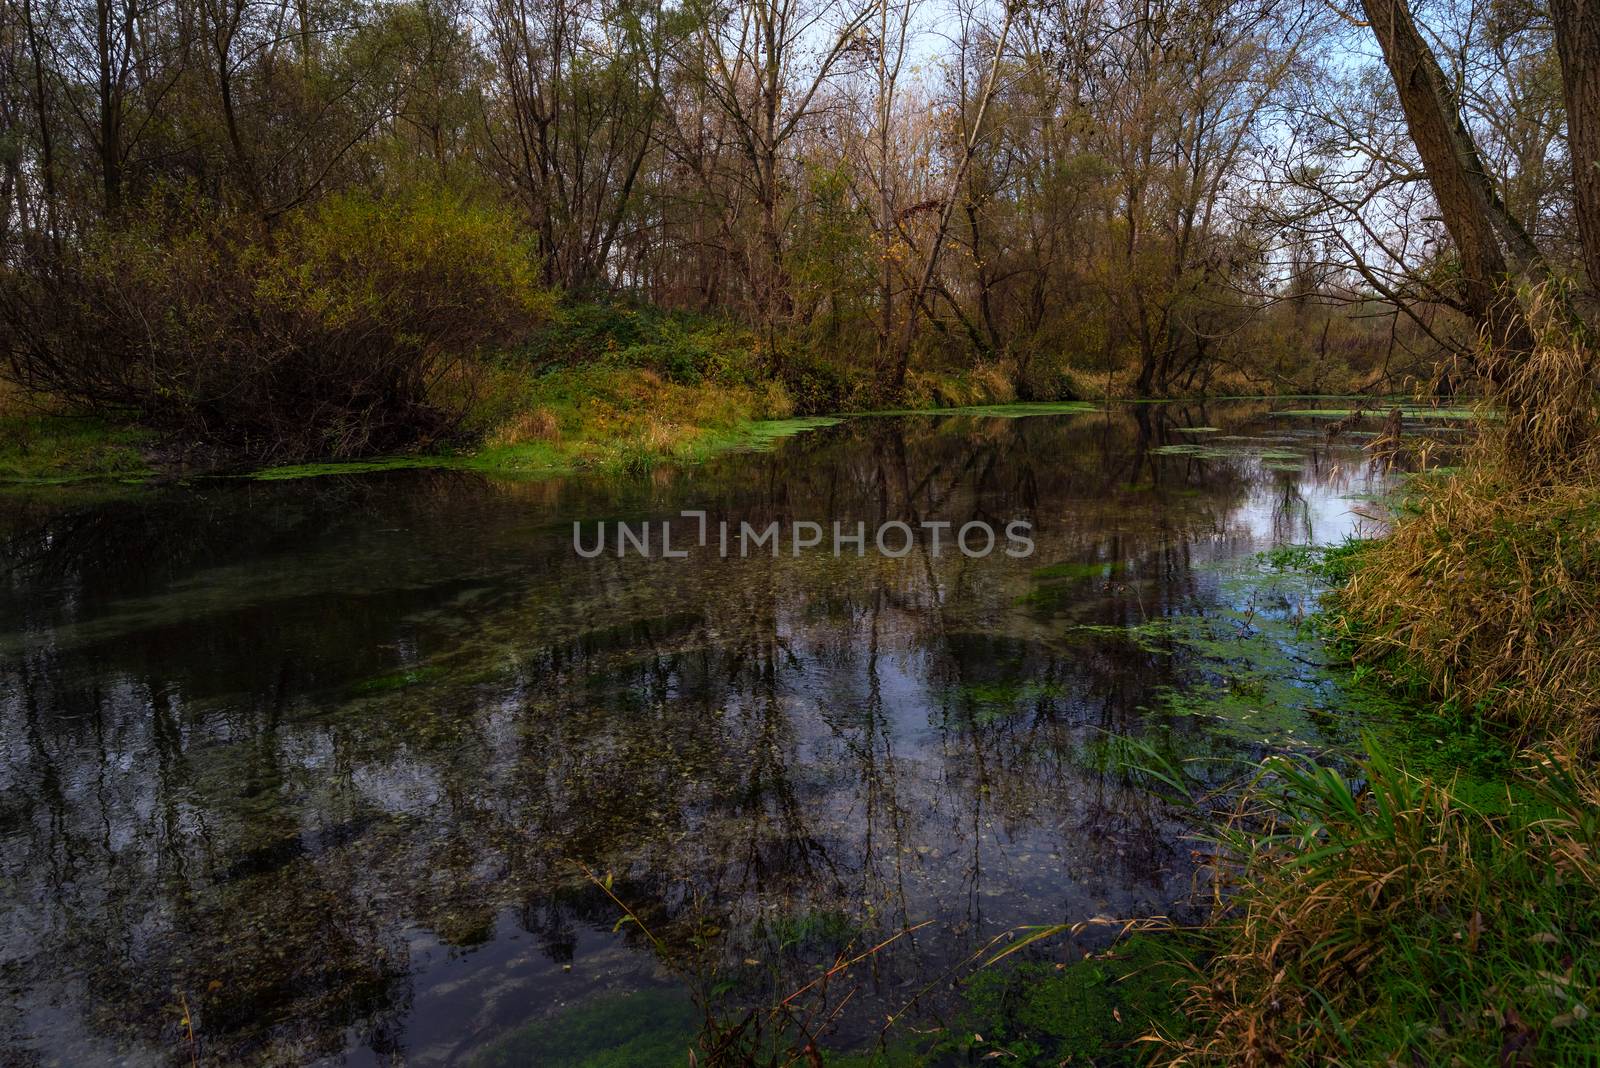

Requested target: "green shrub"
[
  {"left": 1, "top": 187, "right": 551, "bottom": 461},
  {"left": 781, "top": 349, "right": 856, "bottom": 415},
  {"left": 519, "top": 298, "right": 764, "bottom": 387}
]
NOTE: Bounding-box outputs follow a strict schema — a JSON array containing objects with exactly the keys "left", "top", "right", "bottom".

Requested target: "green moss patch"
[{"left": 0, "top": 413, "right": 154, "bottom": 484}]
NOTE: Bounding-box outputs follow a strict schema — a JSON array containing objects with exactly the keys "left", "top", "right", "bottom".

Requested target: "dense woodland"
[{"left": 0, "top": 0, "right": 1595, "bottom": 459}]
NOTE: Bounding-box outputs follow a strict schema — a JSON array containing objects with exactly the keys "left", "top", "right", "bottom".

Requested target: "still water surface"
[{"left": 0, "top": 402, "right": 1425, "bottom": 1065}]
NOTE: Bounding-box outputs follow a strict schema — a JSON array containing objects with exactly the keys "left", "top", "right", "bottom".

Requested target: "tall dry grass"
[
  {"left": 1334, "top": 315, "right": 1600, "bottom": 754},
  {"left": 1163, "top": 746, "right": 1600, "bottom": 1066},
  {"left": 1157, "top": 313, "right": 1600, "bottom": 1066}
]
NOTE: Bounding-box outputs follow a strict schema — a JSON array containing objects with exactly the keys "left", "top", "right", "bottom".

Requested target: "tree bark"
[
  {"left": 1550, "top": 0, "right": 1600, "bottom": 304},
  {"left": 1360, "top": 0, "right": 1533, "bottom": 360}
]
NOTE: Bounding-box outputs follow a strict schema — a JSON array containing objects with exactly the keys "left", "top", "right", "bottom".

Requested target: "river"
[{"left": 0, "top": 401, "right": 1437, "bottom": 1065}]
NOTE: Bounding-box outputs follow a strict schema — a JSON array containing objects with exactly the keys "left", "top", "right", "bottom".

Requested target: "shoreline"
[{"left": 3, "top": 384, "right": 1427, "bottom": 488}]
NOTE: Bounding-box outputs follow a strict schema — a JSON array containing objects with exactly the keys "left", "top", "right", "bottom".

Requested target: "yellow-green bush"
[{"left": 1, "top": 187, "right": 552, "bottom": 462}]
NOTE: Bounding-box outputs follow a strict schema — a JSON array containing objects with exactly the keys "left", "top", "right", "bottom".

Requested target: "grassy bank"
[
  {"left": 1154, "top": 329, "right": 1600, "bottom": 1065},
  {"left": 252, "top": 366, "right": 824, "bottom": 481},
  {"left": 977, "top": 530, "right": 1600, "bottom": 1067},
  {"left": 903, "top": 338, "right": 1599, "bottom": 1066},
  {"left": 1, "top": 297, "right": 1058, "bottom": 485},
  {"left": 0, "top": 381, "right": 154, "bottom": 483}
]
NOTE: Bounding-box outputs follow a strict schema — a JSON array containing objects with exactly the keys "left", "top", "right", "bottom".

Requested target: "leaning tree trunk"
[
  {"left": 1550, "top": 0, "right": 1600, "bottom": 309},
  {"left": 1360, "top": 0, "right": 1534, "bottom": 362}
]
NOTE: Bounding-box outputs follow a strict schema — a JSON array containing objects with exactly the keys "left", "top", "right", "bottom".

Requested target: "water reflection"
[{"left": 0, "top": 403, "right": 1404, "bottom": 1065}]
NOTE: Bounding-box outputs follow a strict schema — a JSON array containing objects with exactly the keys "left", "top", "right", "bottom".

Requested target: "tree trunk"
[
  {"left": 1360, "top": 0, "right": 1533, "bottom": 361},
  {"left": 1550, "top": 0, "right": 1600, "bottom": 305},
  {"left": 96, "top": 0, "right": 123, "bottom": 220}
]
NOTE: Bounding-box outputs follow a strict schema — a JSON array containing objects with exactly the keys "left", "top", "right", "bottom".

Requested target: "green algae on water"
[
  {"left": 860, "top": 400, "right": 1100, "bottom": 419},
  {"left": 346, "top": 665, "right": 448, "bottom": 696},
  {"left": 470, "top": 989, "right": 697, "bottom": 1068},
  {"left": 1274, "top": 407, "right": 1479, "bottom": 420}
]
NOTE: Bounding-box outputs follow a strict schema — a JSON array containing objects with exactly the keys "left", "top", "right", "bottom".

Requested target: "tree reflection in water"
[{"left": 0, "top": 403, "right": 1404, "bottom": 1065}]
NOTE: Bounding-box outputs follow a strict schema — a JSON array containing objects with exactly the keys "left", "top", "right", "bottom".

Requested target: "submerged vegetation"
[
  {"left": 1157, "top": 321, "right": 1600, "bottom": 1065},
  {"left": 0, "top": 0, "right": 1597, "bottom": 1055}
]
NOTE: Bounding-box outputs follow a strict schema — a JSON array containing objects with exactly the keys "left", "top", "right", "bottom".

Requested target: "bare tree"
[{"left": 683, "top": 0, "right": 876, "bottom": 354}]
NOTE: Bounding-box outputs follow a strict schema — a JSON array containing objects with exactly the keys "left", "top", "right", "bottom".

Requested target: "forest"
[{"left": 0, "top": 0, "right": 1592, "bottom": 467}]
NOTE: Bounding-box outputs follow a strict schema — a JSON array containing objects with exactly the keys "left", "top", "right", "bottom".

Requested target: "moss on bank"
[{"left": 0, "top": 411, "right": 153, "bottom": 484}]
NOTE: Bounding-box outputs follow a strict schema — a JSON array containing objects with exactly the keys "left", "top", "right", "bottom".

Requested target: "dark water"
[{"left": 0, "top": 402, "right": 1418, "bottom": 1066}]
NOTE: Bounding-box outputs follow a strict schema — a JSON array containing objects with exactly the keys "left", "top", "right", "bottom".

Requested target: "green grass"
[
  {"left": 1169, "top": 742, "right": 1600, "bottom": 1065},
  {"left": 0, "top": 413, "right": 153, "bottom": 484},
  {"left": 1154, "top": 532, "right": 1599, "bottom": 1065}
]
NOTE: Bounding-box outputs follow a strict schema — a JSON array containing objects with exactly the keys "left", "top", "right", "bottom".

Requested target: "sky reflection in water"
[{"left": 0, "top": 402, "right": 1418, "bottom": 1065}]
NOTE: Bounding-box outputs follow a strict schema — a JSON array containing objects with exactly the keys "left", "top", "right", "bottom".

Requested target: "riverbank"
[
  {"left": 1, "top": 297, "right": 1066, "bottom": 485},
  {"left": 0, "top": 370, "right": 1075, "bottom": 485},
  {"left": 4, "top": 292, "right": 1423, "bottom": 486},
  {"left": 842, "top": 374, "right": 1597, "bottom": 1066},
  {"left": 1127, "top": 370, "right": 1600, "bottom": 1065},
  {"left": 0, "top": 379, "right": 1416, "bottom": 486},
  {"left": 0, "top": 378, "right": 156, "bottom": 483},
  {"left": 1156, "top": 539, "right": 1600, "bottom": 1065},
  {"left": 893, "top": 527, "right": 1595, "bottom": 1067}
]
